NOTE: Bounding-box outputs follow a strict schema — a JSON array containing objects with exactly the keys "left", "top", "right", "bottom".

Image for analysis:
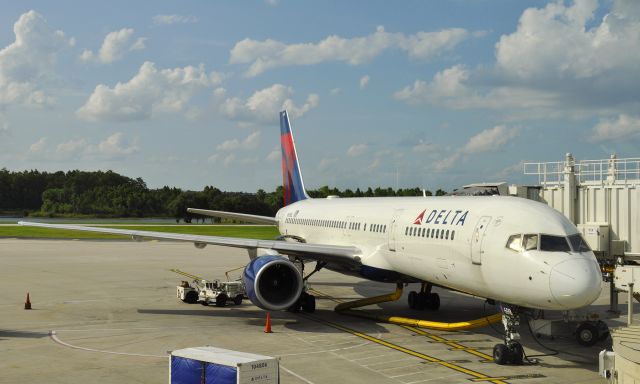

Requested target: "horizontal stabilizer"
[{"left": 187, "top": 208, "right": 278, "bottom": 225}]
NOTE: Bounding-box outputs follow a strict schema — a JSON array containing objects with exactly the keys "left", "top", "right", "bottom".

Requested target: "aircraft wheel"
[
  {"left": 408, "top": 291, "right": 418, "bottom": 309},
  {"left": 233, "top": 295, "right": 243, "bottom": 305},
  {"left": 576, "top": 322, "right": 598, "bottom": 347},
  {"left": 426, "top": 293, "right": 440, "bottom": 311},
  {"left": 415, "top": 292, "right": 427, "bottom": 310},
  {"left": 508, "top": 342, "right": 524, "bottom": 365},
  {"left": 215, "top": 294, "right": 227, "bottom": 307},
  {"left": 302, "top": 294, "right": 316, "bottom": 313},
  {"left": 493, "top": 344, "right": 509, "bottom": 365}
]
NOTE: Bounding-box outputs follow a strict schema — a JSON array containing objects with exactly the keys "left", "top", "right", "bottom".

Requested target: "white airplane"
[{"left": 20, "top": 110, "right": 603, "bottom": 365}]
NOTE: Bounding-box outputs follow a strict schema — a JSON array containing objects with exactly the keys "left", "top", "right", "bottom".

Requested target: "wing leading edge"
[{"left": 17, "top": 221, "right": 362, "bottom": 267}]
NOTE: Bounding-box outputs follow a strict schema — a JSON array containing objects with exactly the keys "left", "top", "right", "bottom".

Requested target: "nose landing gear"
[{"left": 493, "top": 304, "right": 525, "bottom": 365}]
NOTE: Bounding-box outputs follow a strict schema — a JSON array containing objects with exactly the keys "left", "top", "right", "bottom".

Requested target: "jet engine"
[{"left": 242, "top": 255, "right": 303, "bottom": 311}]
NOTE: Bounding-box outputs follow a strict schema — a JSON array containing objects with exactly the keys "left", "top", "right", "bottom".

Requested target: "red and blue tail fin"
[{"left": 280, "top": 110, "right": 309, "bottom": 206}]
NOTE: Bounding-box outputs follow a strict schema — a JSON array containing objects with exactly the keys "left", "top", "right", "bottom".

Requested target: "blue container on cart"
[{"left": 170, "top": 346, "right": 279, "bottom": 384}]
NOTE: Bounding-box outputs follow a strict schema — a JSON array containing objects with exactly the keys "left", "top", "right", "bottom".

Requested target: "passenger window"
[
  {"left": 523, "top": 234, "right": 538, "bottom": 251},
  {"left": 405, "top": 227, "right": 408, "bottom": 235},
  {"left": 451, "top": 230, "right": 455, "bottom": 240},
  {"left": 446, "top": 230, "right": 449, "bottom": 240},
  {"left": 541, "top": 235, "right": 571, "bottom": 252},
  {"left": 426, "top": 228, "right": 430, "bottom": 237},
  {"left": 506, "top": 234, "right": 522, "bottom": 252}
]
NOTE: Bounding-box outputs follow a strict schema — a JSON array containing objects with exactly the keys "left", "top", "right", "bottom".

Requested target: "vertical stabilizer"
[{"left": 280, "top": 110, "right": 309, "bottom": 206}]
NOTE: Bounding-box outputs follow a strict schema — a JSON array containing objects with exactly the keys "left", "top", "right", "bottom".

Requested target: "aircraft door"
[
  {"left": 388, "top": 209, "right": 403, "bottom": 251},
  {"left": 344, "top": 216, "right": 355, "bottom": 239},
  {"left": 471, "top": 216, "right": 491, "bottom": 265}
]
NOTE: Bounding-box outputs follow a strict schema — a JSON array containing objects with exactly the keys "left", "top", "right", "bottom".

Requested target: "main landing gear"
[
  {"left": 287, "top": 260, "right": 325, "bottom": 313},
  {"left": 408, "top": 283, "right": 440, "bottom": 310},
  {"left": 493, "top": 304, "right": 525, "bottom": 365}
]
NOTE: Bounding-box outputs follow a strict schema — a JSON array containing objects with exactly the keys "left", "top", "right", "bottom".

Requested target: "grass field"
[{"left": 0, "top": 225, "right": 281, "bottom": 240}]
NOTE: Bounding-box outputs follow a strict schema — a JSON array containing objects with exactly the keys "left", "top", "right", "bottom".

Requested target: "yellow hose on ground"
[{"left": 330, "top": 283, "right": 502, "bottom": 331}]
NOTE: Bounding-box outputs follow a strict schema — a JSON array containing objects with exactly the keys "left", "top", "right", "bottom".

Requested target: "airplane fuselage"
[{"left": 276, "top": 195, "right": 602, "bottom": 311}]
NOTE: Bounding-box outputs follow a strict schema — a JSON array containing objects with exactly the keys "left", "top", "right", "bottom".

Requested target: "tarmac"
[{"left": 0, "top": 239, "right": 627, "bottom": 383}]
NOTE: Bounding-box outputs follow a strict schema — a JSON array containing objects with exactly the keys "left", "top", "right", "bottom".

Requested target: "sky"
[{"left": 0, "top": 0, "right": 639, "bottom": 192}]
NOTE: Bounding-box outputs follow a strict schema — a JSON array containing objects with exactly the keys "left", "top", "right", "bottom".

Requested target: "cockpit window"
[
  {"left": 523, "top": 234, "right": 538, "bottom": 251},
  {"left": 568, "top": 234, "right": 591, "bottom": 252},
  {"left": 540, "top": 235, "right": 571, "bottom": 252},
  {"left": 506, "top": 234, "right": 522, "bottom": 252}
]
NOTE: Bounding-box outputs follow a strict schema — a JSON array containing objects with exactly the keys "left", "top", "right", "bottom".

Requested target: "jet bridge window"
[
  {"left": 540, "top": 235, "right": 571, "bottom": 252},
  {"left": 506, "top": 234, "right": 523, "bottom": 252},
  {"left": 568, "top": 234, "right": 591, "bottom": 252}
]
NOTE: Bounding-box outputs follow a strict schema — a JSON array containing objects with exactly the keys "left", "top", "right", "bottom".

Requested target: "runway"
[{"left": 0, "top": 240, "right": 616, "bottom": 383}]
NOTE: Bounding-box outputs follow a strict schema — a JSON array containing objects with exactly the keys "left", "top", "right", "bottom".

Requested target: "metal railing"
[{"left": 524, "top": 156, "right": 640, "bottom": 186}]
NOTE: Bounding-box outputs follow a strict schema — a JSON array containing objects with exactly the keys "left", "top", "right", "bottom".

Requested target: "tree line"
[{"left": 0, "top": 168, "right": 445, "bottom": 219}]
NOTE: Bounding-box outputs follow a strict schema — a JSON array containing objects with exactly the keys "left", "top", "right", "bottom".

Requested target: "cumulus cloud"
[
  {"left": 347, "top": 143, "right": 368, "bottom": 157},
  {"left": 435, "top": 125, "right": 518, "bottom": 171},
  {"left": 219, "top": 84, "right": 319, "bottom": 123},
  {"left": 216, "top": 131, "right": 261, "bottom": 151},
  {"left": 589, "top": 114, "right": 640, "bottom": 142},
  {"left": 0, "top": 10, "right": 73, "bottom": 107},
  {"left": 77, "top": 61, "right": 223, "bottom": 122},
  {"left": 80, "top": 28, "right": 146, "bottom": 64},
  {"left": 152, "top": 14, "right": 197, "bottom": 25},
  {"left": 56, "top": 138, "right": 88, "bottom": 155},
  {"left": 412, "top": 139, "right": 436, "bottom": 153},
  {"left": 395, "top": 1, "right": 640, "bottom": 119},
  {"left": 462, "top": 125, "right": 518, "bottom": 154},
  {"left": 394, "top": 65, "right": 557, "bottom": 111},
  {"left": 359, "top": 75, "right": 370, "bottom": 90},
  {"left": 52, "top": 133, "right": 139, "bottom": 160},
  {"left": 229, "top": 26, "right": 473, "bottom": 77},
  {"left": 88, "top": 132, "right": 139, "bottom": 158},
  {"left": 266, "top": 148, "right": 280, "bottom": 162},
  {"left": 29, "top": 137, "right": 47, "bottom": 153},
  {"left": 495, "top": 0, "right": 639, "bottom": 80}
]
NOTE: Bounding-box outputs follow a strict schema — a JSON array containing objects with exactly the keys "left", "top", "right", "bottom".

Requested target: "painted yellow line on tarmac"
[
  {"left": 300, "top": 314, "right": 509, "bottom": 384},
  {"left": 403, "top": 325, "right": 494, "bottom": 361}
]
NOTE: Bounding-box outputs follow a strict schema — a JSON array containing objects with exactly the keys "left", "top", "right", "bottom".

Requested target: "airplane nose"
[{"left": 549, "top": 258, "right": 602, "bottom": 309}]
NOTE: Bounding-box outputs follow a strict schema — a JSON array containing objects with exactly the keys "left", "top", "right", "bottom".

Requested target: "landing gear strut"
[
  {"left": 493, "top": 304, "right": 524, "bottom": 365},
  {"left": 287, "top": 259, "right": 322, "bottom": 313},
  {"left": 408, "top": 283, "right": 440, "bottom": 310}
]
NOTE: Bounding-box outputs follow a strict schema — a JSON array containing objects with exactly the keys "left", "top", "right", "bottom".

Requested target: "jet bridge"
[{"left": 523, "top": 153, "right": 640, "bottom": 261}]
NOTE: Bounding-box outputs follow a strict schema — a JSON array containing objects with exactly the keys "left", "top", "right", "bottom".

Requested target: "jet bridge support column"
[{"left": 563, "top": 153, "right": 577, "bottom": 223}]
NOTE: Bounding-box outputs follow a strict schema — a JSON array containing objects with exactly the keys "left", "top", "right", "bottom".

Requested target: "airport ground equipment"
[
  {"left": 172, "top": 268, "right": 245, "bottom": 307},
  {"left": 528, "top": 310, "right": 611, "bottom": 347},
  {"left": 170, "top": 346, "right": 278, "bottom": 384}
]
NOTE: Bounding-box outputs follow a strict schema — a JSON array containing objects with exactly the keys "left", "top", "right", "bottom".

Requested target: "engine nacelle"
[{"left": 242, "top": 255, "right": 303, "bottom": 311}]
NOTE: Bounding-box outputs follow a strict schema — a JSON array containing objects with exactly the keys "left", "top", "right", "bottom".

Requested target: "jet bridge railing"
[{"left": 524, "top": 155, "right": 640, "bottom": 186}]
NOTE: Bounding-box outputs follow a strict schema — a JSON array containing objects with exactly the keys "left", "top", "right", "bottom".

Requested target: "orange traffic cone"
[
  {"left": 24, "top": 292, "right": 32, "bottom": 310},
  {"left": 264, "top": 312, "right": 272, "bottom": 333}
]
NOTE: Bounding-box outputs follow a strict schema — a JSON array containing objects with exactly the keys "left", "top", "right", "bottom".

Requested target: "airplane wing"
[
  {"left": 17, "top": 221, "right": 362, "bottom": 267},
  {"left": 186, "top": 208, "right": 278, "bottom": 225}
]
